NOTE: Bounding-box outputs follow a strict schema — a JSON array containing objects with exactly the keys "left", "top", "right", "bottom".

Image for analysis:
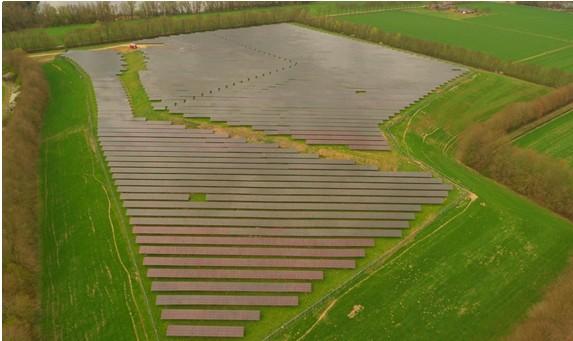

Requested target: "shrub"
[{"left": 2, "top": 49, "right": 48, "bottom": 340}]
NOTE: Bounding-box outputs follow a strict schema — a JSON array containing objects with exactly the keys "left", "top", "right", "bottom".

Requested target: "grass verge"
[{"left": 40, "top": 57, "right": 162, "bottom": 340}]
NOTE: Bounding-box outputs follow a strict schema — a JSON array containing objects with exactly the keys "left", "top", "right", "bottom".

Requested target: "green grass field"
[
  {"left": 267, "top": 72, "right": 573, "bottom": 340},
  {"left": 339, "top": 3, "right": 573, "bottom": 70},
  {"left": 40, "top": 58, "right": 163, "bottom": 340},
  {"left": 515, "top": 110, "right": 573, "bottom": 166}
]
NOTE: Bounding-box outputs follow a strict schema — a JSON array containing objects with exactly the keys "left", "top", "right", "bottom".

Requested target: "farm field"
[
  {"left": 339, "top": 3, "right": 573, "bottom": 70},
  {"left": 525, "top": 46, "right": 573, "bottom": 73},
  {"left": 270, "top": 71, "right": 573, "bottom": 340},
  {"left": 515, "top": 110, "right": 573, "bottom": 166},
  {"left": 40, "top": 58, "right": 162, "bottom": 339}
]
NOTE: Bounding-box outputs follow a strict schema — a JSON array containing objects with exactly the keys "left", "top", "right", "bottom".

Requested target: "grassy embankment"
[
  {"left": 264, "top": 72, "right": 573, "bottom": 340},
  {"left": 514, "top": 110, "right": 573, "bottom": 166},
  {"left": 40, "top": 57, "right": 163, "bottom": 339},
  {"left": 339, "top": 2, "right": 573, "bottom": 71}
]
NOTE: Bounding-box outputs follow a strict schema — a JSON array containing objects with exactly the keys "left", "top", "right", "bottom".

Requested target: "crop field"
[
  {"left": 35, "top": 14, "right": 573, "bottom": 341},
  {"left": 339, "top": 3, "right": 573, "bottom": 70},
  {"left": 515, "top": 110, "right": 573, "bottom": 166},
  {"left": 525, "top": 46, "right": 573, "bottom": 73}
]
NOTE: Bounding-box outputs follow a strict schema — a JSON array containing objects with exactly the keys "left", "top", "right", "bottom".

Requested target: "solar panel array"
[
  {"left": 65, "top": 31, "right": 453, "bottom": 338},
  {"left": 138, "top": 23, "right": 466, "bottom": 151}
]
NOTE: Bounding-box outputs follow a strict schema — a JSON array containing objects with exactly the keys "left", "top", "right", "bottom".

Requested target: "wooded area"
[
  {"left": 2, "top": 49, "right": 48, "bottom": 340},
  {"left": 458, "top": 84, "right": 573, "bottom": 220}
]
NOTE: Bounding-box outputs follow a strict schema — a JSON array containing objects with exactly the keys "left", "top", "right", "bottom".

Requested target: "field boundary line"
[
  {"left": 515, "top": 44, "right": 573, "bottom": 64},
  {"left": 326, "top": 5, "right": 424, "bottom": 17}
]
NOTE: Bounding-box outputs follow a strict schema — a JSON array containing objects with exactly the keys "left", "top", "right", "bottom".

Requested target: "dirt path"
[{"left": 30, "top": 43, "right": 163, "bottom": 63}]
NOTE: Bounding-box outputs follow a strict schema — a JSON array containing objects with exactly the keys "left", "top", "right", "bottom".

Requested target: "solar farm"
[
  {"left": 7, "top": 3, "right": 572, "bottom": 341},
  {"left": 62, "top": 23, "right": 465, "bottom": 338},
  {"left": 140, "top": 24, "right": 465, "bottom": 150}
]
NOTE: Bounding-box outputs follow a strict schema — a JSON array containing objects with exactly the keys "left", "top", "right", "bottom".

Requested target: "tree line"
[
  {"left": 62, "top": 7, "right": 301, "bottom": 48},
  {"left": 457, "top": 84, "right": 573, "bottom": 220},
  {"left": 3, "top": 1, "right": 294, "bottom": 32},
  {"left": 2, "top": 49, "right": 48, "bottom": 340},
  {"left": 3, "top": 6, "right": 302, "bottom": 51},
  {"left": 293, "top": 12, "right": 573, "bottom": 88}
]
